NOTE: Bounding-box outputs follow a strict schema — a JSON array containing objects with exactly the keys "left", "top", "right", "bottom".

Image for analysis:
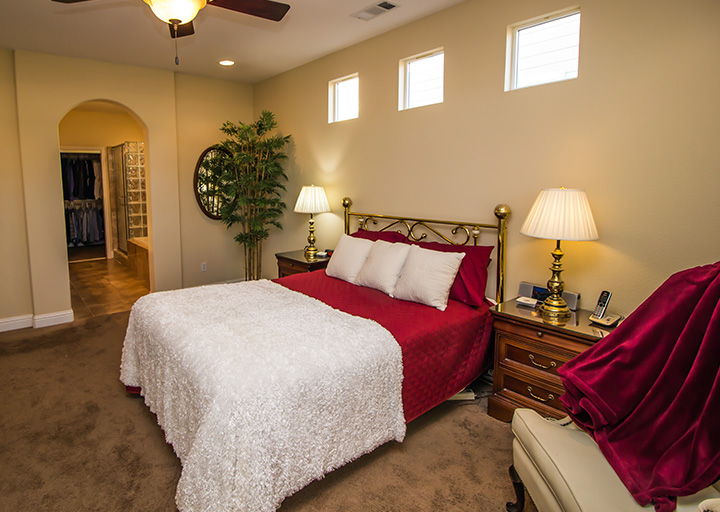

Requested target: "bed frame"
[{"left": 342, "top": 197, "right": 511, "bottom": 304}]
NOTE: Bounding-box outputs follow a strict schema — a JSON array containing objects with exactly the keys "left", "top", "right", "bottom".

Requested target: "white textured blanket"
[{"left": 120, "top": 280, "right": 405, "bottom": 512}]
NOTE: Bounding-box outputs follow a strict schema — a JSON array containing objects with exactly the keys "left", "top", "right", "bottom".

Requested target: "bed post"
[
  {"left": 343, "top": 197, "right": 352, "bottom": 235},
  {"left": 494, "top": 204, "right": 511, "bottom": 304}
]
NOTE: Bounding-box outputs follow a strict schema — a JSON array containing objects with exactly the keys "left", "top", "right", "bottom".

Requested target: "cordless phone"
[
  {"left": 592, "top": 290, "right": 611, "bottom": 319},
  {"left": 589, "top": 290, "right": 622, "bottom": 326}
]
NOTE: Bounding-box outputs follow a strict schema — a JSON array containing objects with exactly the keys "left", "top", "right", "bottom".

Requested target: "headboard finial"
[
  {"left": 494, "top": 204, "right": 511, "bottom": 219},
  {"left": 494, "top": 203, "right": 511, "bottom": 304},
  {"left": 343, "top": 197, "right": 353, "bottom": 235}
]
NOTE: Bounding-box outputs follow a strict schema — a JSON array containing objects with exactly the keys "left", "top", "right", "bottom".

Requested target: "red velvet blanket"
[{"left": 558, "top": 261, "right": 720, "bottom": 511}]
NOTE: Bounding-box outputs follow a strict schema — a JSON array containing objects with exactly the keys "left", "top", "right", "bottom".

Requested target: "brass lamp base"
[
  {"left": 539, "top": 297, "right": 571, "bottom": 326},
  {"left": 304, "top": 213, "right": 318, "bottom": 261},
  {"left": 539, "top": 240, "right": 571, "bottom": 326},
  {"left": 304, "top": 245, "right": 318, "bottom": 260}
]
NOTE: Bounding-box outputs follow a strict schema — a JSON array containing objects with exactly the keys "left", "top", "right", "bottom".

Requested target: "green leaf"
[{"left": 212, "top": 111, "right": 292, "bottom": 279}]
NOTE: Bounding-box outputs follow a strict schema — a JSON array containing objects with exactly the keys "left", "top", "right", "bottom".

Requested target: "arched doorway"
[{"left": 58, "top": 100, "right": 151, "bottom": 321}]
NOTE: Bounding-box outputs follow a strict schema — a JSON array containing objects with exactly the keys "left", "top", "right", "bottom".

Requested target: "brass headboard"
[{"left": 342, "top": 197, "right": 511, "bottom": 304}]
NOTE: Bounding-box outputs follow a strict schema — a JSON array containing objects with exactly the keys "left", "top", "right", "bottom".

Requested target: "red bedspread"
[{"left": 277, "top": 270, "right": 494, "bottom": 422}]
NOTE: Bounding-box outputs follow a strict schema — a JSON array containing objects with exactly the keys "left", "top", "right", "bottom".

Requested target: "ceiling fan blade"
[
  {"left": 51, "top": 0, "right": 95, "bottom": 3},
  {"left": 168, "top": 20, "right": 195, "bottom": 38},
  {"left": 209, "top": 0, "right": 290, "bottom": 22}
]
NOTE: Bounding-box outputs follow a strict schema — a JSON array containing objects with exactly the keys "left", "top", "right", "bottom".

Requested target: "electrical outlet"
[{"left": 201, "top": 262, "right": 207, "bottom": 272}]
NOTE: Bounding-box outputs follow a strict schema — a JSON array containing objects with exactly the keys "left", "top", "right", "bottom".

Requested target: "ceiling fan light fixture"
[{"left": 143, "top": 0, "right": 207, "bottom": 25}]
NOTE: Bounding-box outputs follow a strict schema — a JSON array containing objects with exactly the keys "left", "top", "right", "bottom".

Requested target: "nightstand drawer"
[
  {"left": 488, "top": 299, "right": 611, "bottom": 422},
  {"left": 489, "top": 367, "right": 568, "bottom": 421},
  {"left": 495, "top": 319, "right": 586, "bottom": 354},
  {"left": 502, "top": 373, "right": 565, "bottom": 411},
  {"left": 278, "top": 259, "right": 301, "bottom": 276},
  {"left": 500, "top": 334, "right": 575, "bottom": 379}
]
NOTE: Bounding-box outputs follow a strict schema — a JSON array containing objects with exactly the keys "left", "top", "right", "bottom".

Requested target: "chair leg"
[{"left": 506, "top": 465, "right": 525, "bottom": 512}]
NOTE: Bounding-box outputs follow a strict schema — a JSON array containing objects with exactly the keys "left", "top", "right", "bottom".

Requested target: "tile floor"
[
  {"left": 68, "top": 244, "right": 106, "bottom": 262},
  {"left": 69, "top": 257, "right": 150, "bottom": 322}
]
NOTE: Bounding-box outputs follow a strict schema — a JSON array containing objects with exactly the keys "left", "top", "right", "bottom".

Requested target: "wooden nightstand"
[
  {"left": 487, "top": 299, "right": 617, "bottom": 422},
  {"left": 275, "top": 250, "right": 331, "bottom": 278}
]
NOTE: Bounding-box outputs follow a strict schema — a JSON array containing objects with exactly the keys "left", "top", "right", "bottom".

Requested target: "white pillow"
[
  {"left": 393, "top": 245, "right": 465, "bottom": 311},
  {"left": 354, "top": 241, "right": 411, "bottom": 295},
  {"left": 325, "top": 234, "right": 374, "bottom": 284}
]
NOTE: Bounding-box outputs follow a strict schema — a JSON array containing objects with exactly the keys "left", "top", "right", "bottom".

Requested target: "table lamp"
[
  {"left": 294, "top": 185, "right": 330, "bottom": 260},
  {"left": 520, "top": 188, "right": 598, "bottom": 325}
]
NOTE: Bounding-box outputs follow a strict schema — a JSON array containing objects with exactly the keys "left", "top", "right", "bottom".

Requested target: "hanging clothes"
[
  {"left": 60, "top": 153, "right": 102, "bottom": 201},
  {"left": 61, "top": 153, "right": 104, "bottom": 247},
  {"left": 64, "top": 200, "right": 104, "bottom": 247}
]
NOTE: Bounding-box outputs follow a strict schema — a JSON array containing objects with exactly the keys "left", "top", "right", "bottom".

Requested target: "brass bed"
[
  {"left": 121, "top": 198, "right": 512, "bottom": 512},
  {"left": 341, "top": 197, "right": 511, "bottom": 303}
]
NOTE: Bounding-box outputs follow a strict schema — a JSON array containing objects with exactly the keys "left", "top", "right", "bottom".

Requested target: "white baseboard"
[
  {"left": 32, "top": 310, "right": 75, "bottom": 329},
  {"left": 0, "top": 314, "right": 33, "bottom": 333}
]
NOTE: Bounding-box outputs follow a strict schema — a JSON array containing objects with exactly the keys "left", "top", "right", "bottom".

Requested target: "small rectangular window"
[
  {"left": 328, "top": 74, "right": 359, "bottom": 123},
  {"left": 399, "top": 49, "right": 444, "bottom": 111},
  {"left": 506, "top": 9, "right": 581, "bottom": 91}
]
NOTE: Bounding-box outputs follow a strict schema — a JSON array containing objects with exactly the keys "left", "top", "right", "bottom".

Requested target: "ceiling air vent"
[{"left": 351, "top": 1, "right": 399, "bottom": 21}]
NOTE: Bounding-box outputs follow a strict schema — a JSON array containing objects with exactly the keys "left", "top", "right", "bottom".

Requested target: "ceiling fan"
[{"left": 51, "top": 0, "right": 291, "bottom": 39}]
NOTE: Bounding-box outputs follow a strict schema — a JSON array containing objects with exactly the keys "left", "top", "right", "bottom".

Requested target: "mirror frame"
[{"left": 193, "top": 145, "right": 228, "bottom": 220}]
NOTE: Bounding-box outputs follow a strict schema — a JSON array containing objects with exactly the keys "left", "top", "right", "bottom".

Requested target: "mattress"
[{"left": 276, "top": 269, "right": 494, "bottom": 422}]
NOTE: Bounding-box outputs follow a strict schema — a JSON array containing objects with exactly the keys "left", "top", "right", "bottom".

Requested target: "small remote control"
[{"left": 516, "top": 296, "right": 538, "bottom": 308}]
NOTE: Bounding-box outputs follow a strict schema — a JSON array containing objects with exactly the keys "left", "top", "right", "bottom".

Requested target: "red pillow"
[
  {"left": 351, "top": 229, "right": 407, "bottom": 243},
  {"left": 413, "top": 241, "right": 494, "bottom": 307}
]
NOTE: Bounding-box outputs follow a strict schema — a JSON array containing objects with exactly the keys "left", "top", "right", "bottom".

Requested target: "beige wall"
[
  {"left": 2, "top": 0, "right": 718, "bottom": 328},
  {"left": 12, "top": 51, "right": 182, "bottom": 324},
  {"left": 254, "top": 0, "right": 720, "bottom": 315},
  {"left": 1, "top": 50, "right": 253, "bottom": 328},
  {"left": 0, "top": 50, "right": 33, "bottom": 325},
  {"left": 174, "top": 74, "right": 253, "bottom": 287},
  {"left": 59, "top": 108, "right": 145, "bottom": 147}
]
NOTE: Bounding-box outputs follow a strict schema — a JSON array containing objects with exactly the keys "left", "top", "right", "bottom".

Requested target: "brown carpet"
[{"left": 0, "top": 312, "right": 536, "bottom": 512}]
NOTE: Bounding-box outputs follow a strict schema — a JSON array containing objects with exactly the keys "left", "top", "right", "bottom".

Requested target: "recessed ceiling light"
[{"left": 219, "top": 60, "right": 235, "bottom": 67}]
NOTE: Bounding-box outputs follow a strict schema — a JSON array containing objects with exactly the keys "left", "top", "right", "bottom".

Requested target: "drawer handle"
[
  {"left": 527, "top": 386, "right": 554, "bottom": 403},
  {"left": 528, "top": 354, "right": 556, "bottom": 370},
  {"left": 536, "top": 331, "right": 544, "bottom": 338}
]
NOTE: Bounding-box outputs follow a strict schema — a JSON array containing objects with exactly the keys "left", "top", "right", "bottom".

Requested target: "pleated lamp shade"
[
  {"left": 520, "top": 188, "right": 599, "bottom": 241},
  {"left": 294, "top": 186, "right": 330, "bottom": 214}
]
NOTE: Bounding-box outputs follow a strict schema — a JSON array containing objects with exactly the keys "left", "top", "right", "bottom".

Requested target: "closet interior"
[{"left": 61, "top": 152, "right": 106, "bottom": 262}]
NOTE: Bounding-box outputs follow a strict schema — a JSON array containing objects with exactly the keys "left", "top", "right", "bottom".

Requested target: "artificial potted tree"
[{"left": 214, "top": 110, "right": 291, "bottom": 281}]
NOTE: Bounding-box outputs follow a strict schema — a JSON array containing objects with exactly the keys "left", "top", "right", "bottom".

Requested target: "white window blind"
[
  {"left": 509, "top": 11, "right": 581, "bottom": 90},
  {"left": 329, "top": 74, "right": 359, "bottom": 123},
  {"left": 400, "top": 50, "right": 444, "bottom": 110}
]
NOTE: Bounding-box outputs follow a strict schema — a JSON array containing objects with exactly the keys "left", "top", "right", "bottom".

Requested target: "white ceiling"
[{"left": 0, "top": 0, "right": 465, "bottom": 84}]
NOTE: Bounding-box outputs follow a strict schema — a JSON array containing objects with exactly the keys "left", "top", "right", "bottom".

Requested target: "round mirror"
[{"left": 193, "top": 145, "right": 229, "bottom": 220}]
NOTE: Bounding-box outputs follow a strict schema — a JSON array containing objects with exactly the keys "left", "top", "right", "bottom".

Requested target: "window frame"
[
  {"left": 398, "top": 48, "right": 445, "bottom": 111},
  {"left": 505, "top": 7, "right": 581, "bottom": 91},
  {"left": 328, "top": 73, "right": 359, "bottom": 123}
]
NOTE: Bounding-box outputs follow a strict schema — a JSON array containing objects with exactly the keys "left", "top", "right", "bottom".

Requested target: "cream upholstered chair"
[{"left": 507, "top": 408, "right": 720, "bottom": 512}]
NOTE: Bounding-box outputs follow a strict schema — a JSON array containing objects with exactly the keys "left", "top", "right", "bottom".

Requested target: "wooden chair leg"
[{"left": 506, "top": 464, "right": 525, "bottom": 512}]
